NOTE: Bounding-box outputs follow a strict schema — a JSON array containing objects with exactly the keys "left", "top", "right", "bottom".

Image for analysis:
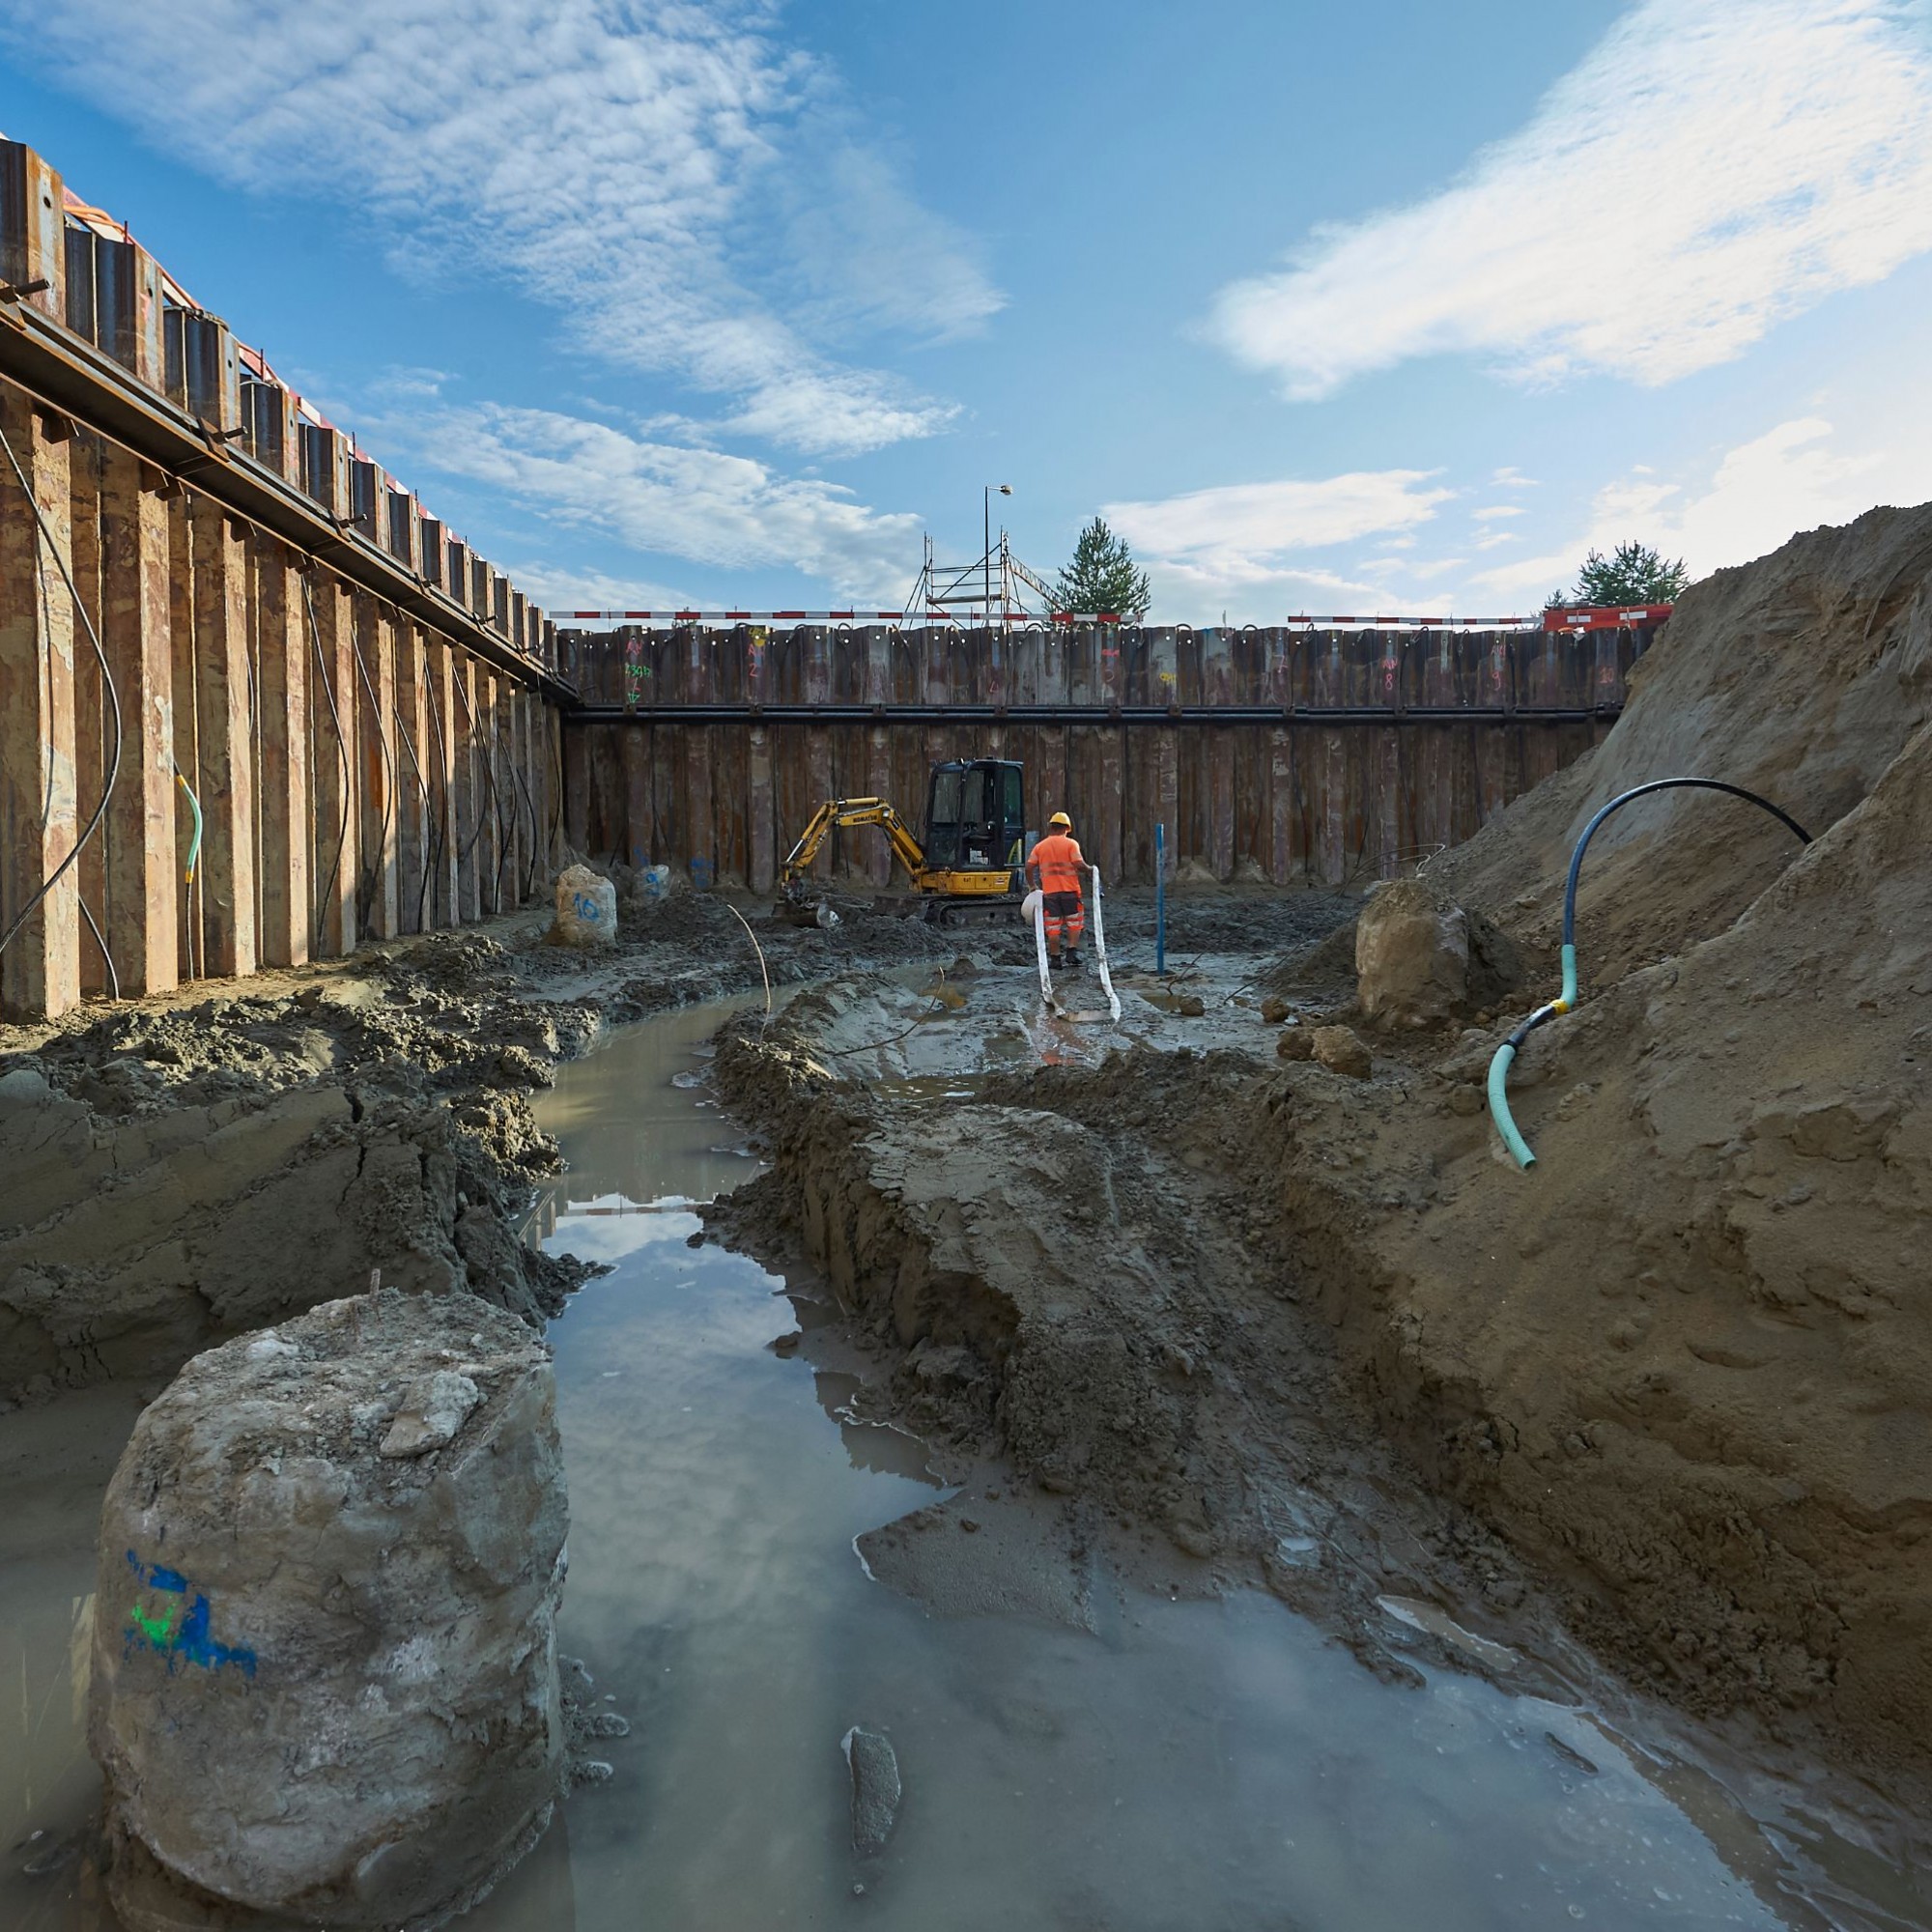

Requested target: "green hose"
[
  {"left": 1487, "top": 780, "right": 1810, "bottom": 1171},
  {"left": 175, "top": 769, "right": 203, "bottom": 886}
]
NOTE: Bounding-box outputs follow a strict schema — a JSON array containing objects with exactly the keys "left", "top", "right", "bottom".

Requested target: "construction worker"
[{"left": 1027, "top": 810, "right": 1087, "bottom": 969}]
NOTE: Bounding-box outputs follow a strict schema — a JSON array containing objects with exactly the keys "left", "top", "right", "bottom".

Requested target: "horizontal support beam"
[
  {"left": 568, "top": 702, "right": 1622, "bottom": 726},
  {"left": 0, "top": 300, "right": 572, "bottom": 701}
]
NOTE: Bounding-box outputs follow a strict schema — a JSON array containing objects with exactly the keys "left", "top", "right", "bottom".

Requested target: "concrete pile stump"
[{"left": 90, "top": 1289, "right": 569, "bottom": 1931}]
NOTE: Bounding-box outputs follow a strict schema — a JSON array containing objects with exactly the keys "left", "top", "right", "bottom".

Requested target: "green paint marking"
[{"left": 129, "top": 1600, "right": 175, "bottom": 1646}]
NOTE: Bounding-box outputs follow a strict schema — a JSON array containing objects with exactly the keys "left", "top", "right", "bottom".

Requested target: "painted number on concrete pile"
[
  {"left": 573, "top": 894, "right": 603, "bottom": 922},
  {"left": 125, "top": 1551, "right": 257, "bottom": 1676}
]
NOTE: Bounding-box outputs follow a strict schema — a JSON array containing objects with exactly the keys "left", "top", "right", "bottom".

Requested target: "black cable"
[
  {"left": 512, "top": 755, "right": 540, "bottom": 900},
  {"left": 1562, "top": 778, "right": 1812, "bottom": 950},
  {"left": 347, "top": 616, "right": 397, "bottom": 929},
  {"left": 0, "top": 418, "right": 125, "bottom": 986},
  {"left": 489, "top": 709, "right": 512, "bottom": 911},
  {"left": 79, "top": 895, "right": 121, "bottom": 1001},
  {"left": 299, "top": 573, "right": 353, "bottom": 958},
  {"left": 450, "top": 669, "right": 506, "bottom": 915},
  {"left": 383, "top": 662, "right": 435, "bottom": 933},
  {"left": 420, "top": 652, "right": 453, "bottom": 926}
]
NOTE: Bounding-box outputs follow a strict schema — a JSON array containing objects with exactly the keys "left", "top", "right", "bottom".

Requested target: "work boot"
[
  {"left": 1064, "top": 950, "right": 1082, "bottom": 971},
  {"left": 1048, "top": 952, "right": 1065, "bottom": 971}
]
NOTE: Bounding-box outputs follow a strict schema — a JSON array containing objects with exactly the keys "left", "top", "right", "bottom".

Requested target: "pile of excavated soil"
[
  {"left": 1429, "top": 502, "right": 1932, "bottom": 985},
  {"left": 0, "top": 938, "right": 599, "bottom": 1406},
  {"left": 1325, "top": 506, "right": 1932, "bottom": 1789},
  {"left": 1244, "top": 504, "right": 1932, "bottom": 1794}
]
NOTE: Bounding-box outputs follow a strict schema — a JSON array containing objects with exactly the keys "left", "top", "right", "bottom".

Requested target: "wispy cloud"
[
  {"left": 1105, "top": 470, "right": 1455, "bottom": 621},
  {"left": 1208, "top": 0, "right": 1932, "bottom": 400},
  {"left": 2, "top": 0, "right": 1000, "bottom": 455},
  {"left": 1471, "top": 505, "right": 1525, "bottom": 523},
  {"left": 363, "top": 397, "right": 921, "bottom": 604},
  {"left": 1472, "top": 414, "right": 1932, "bottom": 595},
  {"left": 1105, "top": 471, "right": 1453, "bottom": 585},
  {"left": 499, "top": 560, "right": 696, "bottom": 614}
]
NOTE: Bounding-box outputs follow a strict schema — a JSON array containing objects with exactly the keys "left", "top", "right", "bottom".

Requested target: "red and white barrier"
[
  {"left": 1542, "top": 604, "right": 1674, "bottom": 631},
  {"left": 551, "top": 607, "right": 1673, "bottom": 631}
]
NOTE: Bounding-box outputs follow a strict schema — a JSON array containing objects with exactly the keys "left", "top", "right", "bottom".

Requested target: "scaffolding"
[{"left": 904, "top": 530, "right": 1059, "bottom": 629}]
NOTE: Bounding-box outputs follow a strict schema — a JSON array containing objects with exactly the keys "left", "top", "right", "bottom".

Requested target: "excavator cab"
[
  {"left": 777, "top": 755, "right": 1030, "bottom": 922},
  {"left": 923, "top": 759, "right": 1027, "bottom": 875}
]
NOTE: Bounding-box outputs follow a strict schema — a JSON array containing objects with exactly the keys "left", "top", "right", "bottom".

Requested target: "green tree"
[
  {"left": 1054, "top": 516, "right": 1152, "bottom": 619},
  {"left": 1548, "top": 540, "right": 1690, "bottom": 608}
]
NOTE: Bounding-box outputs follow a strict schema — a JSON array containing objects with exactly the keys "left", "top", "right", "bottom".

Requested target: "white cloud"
[
  {"left": 1104, "top": 471, "right": 1453, "bottom": 586},
  {"left": 367, "top": 399, "right": 921, "bottom": 604},
  {"left": 1471, "top": 505, "right": 1525, "bottom": 522},
  {"left": 1475, "top": 531, "right": 1520, "bottom": 551},
  {"left": 1103, "top": 469, "right": 1455, "bottom": 622},
  {"left": 501, "top": 560, "right": 695, "bottom": 614},
  {"left": 2, "top": 0, "right": 1000, "bottom": 455},
  {"left": 1473, "top": 413, "right": 1932, "bottom": 595},
  {"left": 1208, "top": 0, "right": 1932, "bottom": 400},
  {"left": 1139, "top": 558, "right": 1393, "bottom": 627}
]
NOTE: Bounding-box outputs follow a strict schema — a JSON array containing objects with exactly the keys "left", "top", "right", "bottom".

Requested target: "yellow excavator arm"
[{"left": 780, "top": 797, "right": 928, "bottom": 888}]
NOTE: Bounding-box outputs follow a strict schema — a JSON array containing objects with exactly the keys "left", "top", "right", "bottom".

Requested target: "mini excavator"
[{"left": 779, "top": 757, "right": 1029, "bottom": 923}]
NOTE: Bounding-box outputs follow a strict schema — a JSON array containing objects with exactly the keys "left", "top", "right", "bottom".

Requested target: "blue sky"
[{"left": 5, "top": 0, "right": 1932, "bottom": 621}]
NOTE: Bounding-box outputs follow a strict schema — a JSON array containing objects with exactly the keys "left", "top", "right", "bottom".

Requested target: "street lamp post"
[{"left": 985, "top": 482, "right": 1011, "bottom": 628}]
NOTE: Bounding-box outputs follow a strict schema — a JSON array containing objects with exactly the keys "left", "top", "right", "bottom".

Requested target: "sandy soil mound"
[
  {"left": 1244, "top": 502, "right": 1932, "bottom": 1791},
  {"left": 1353, "top": 680, "right": 1932, "bottom": 1780},
  {"left": 1432, "top": 501, "right": 1932, "bottom": 986}
]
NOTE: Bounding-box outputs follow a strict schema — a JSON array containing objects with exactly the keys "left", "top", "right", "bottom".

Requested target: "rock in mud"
[
  {"left": 550, "top": 864, "right": 618, "bottom": 949},
  {"left": 844, "top": 1727, "right": 902, "bottom": 1858},
  {"left": 1276, "top": 1024, "right": 1314, "bottom": 1060},
  {"left": 1311, "top": 1025, "right": 1373, "bottom": 1078},
  {"left": 91, "top": 1289, "right": 568, "bottom": 1932},
  {"left": 1354, "top": 881, "right": 1469, "bottom": 1029}
]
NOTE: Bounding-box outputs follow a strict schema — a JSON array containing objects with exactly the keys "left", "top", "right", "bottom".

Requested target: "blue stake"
[{"left": 1154, "top": 821, "right": 1166, "bottom": 977}]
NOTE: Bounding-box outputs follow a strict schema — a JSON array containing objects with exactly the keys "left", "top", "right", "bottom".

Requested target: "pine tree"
[
  {"left": 1053, "top": 516, "right": 1152, "bottom": 619},
  {"left": 1548, "top": 541, "right": 1690, "bottom": 608}
]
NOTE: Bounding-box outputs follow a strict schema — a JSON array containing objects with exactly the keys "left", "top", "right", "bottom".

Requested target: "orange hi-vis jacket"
[{"left": 1030, "top": 832, "right": 1085, "bottom": 895}]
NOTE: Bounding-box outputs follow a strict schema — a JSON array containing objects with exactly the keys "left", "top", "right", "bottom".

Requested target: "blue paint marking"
[{"left": 124, "top": 1551, "right": 257, "bottom": 1677}]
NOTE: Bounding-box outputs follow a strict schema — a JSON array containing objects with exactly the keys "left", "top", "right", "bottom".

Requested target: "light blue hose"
[
  {"left": 1486, "top": 1041, "right": 1535, "bottom": 1168},
  {"left": 174, "top": 769, "right": 203, "bottom": 885},
  {"left": 1486, "top": 781, "right": 1810, "bottom": 1171}
]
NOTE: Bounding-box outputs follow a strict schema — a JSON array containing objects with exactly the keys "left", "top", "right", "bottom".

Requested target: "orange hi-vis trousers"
[{"left": 1042, "top": 892, "right": 1085, "bottom": 950}]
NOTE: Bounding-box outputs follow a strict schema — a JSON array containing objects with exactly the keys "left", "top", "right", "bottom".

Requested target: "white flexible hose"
[
  {"left": 1023, "top": 888, "right": 1054, "bottom": 1007},
  {"left": 1088, "top": 868, "right": 1122, "bottom": 1023}
]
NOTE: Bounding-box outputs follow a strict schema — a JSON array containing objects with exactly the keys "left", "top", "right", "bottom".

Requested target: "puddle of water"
[
  {"left": 0, "top": 1382, "right": 146, "bottom": 1931},
  {"left": 1378, "top": 1595, "right": 1520, "bottom": 1673},
  {"left": 2, "top": 998, "right": 1925, "bottom": 1932}
]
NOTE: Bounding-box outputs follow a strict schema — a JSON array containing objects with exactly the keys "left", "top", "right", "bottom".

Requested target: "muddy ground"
[{"left": 0, "top": 877, "right": 1346, "bottom": 1411}]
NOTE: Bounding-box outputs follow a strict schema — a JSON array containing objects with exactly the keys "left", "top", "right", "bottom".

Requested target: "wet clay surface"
[{"left": 487, "top": 1006, "right": 1856, "bottom": 1931}]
